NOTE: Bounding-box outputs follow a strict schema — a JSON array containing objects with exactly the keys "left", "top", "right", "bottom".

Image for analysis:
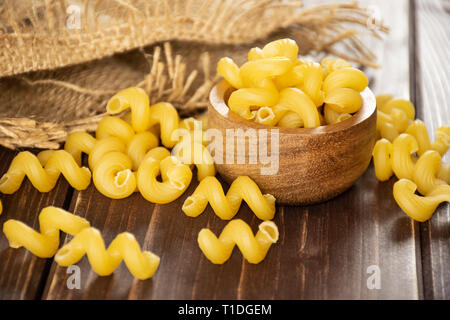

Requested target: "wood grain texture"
[
  {"left": 413, "top": 0, "right": 450, "bottom": 300},
  {"left": 0, "top": 147, "right": 71, "bottom": 299},
  {"left": 208, "top": 81, "right": 377, "bottom": 205}
]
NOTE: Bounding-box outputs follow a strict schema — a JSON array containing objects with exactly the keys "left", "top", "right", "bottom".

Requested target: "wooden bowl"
[{"left": 208, "top": 81, "right": 377, "bottom": 205}]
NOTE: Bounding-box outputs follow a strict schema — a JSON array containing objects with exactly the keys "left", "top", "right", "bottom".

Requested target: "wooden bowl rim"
[{"left": 209, "top": 80, "right": 376, "bottom": 135}]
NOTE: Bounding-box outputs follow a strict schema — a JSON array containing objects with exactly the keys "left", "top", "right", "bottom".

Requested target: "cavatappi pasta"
[
  {"left": 106, "top": 87, "right": 151, "bottom": 133},
  {"left": 373, "top": 93, "right": 449, "bottom": 222},
  {"left": 217, "top": 38, "right": 368, "bottom": 127},
  {"left": 182, "top": 176, "right": 276, "bottom": 221},
  {"left": 393, "top": 179, "right": 450, "bottom": 222},
  {"left": 54, "top": 227, "right": 160, "bottom": 280},
  {"left": 137, "top": 148, "right": 193, "bottom": 204},
  {"left": 0, "top": 150, "right": 91, "bottom": 194},
  {"left": 197, "top": 219, "right": 279, "bottom": 264},
  {"left": 3, "top": 206, "right": 90, "bottom": 258}
]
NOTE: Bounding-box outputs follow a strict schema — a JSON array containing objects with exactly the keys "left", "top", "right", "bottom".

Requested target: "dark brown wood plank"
[
  {"left": 0, "top": 147, "right": 71, "bottom": 299},
  {"left": 42, "top": 0, "right": 423, "bottom": 299},
  {"left": 412, "top": 0, "right": 450, "bottom": 300}
]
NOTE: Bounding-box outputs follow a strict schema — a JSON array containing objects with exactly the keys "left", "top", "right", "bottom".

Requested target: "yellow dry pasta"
[
  {"left": 54, "top": 227, "right": 160, "bottom": 280},
  {"left": 88, "top": 137, "right": 127, "bottom": 169},
  {"left": 324, "top": 88, "right": 362, "bottom": 114},
  {"left": 261, "top": 38, "right": 299, "bottom": 62},
  {"left": 126, "top": 132, "right": 159, "bottom": 170},
  {"left": 182, "top": 176, "right": 276, "bottom": 221},
  {"left": 3, "top": 206, "right": 90, "bottom": 258},
  {"left": 248, "top": 47, "right": 264, "bottom": 61},
  {"left": 431, "top": 126, "right": 450, "bottom": 155},
  {"left": 197, "top": 219, "right": 279, "bottom": 264},
  {"left": 0, "top": 200, "right": 2, "bottom": 215},
  {"left": 277, "top": 88, "right": 321, "bottom": 128},
  {"left": 148, "top": 102, "right": 180, "bottom": 148},
  {"left": 372, "top": 135, "right": 448, "bottom": 185},
  {"left": 379, "top": 98, "right": 415, "bottom": 120},
  {"left": 412, "top": 150, "right": 447, "bottom": 195},
  {"left": 320, "top": 57, "right": 352, "bottom": 76},
  {"left": 0, "top": 150, "right": 91, "bottom": 194},
  {"left": 277, "top": 110, "right": 304, "bottom": 128},
  {"left": 393, "top": 179, "right": 450, "bottom": 222},
  {"left": 106, "top": 87, "right": 151, "bottom": 133},
  {"left": 137, "top": 147, "right": 193, "bottom": 204},
  {"left": 391, "top": 133, "right": 418, "bottom": 180},
  {"left": 92, "top": 151, "right": 136, "bottom": 199},
  {"left": 324, "top": 105, "right": 351, "bottom": 125},
  {"left": 322, "top": 67, "right": 368, "bottom": 94},
  {"left": 274, "top": 65, "right": 304, "bottom": 89},
  {"left": 372, "top": 138, "right": 394, "bottom": 181},
  {"left": 228, "top": 81, "right": 279, "bottom": 120},
  {"left": 375, "top": 94, "right": 394, "bottom": 109},
  {"left": 217, "top": 57, "right": 244, "bottom": 89},
  {"left": 64, "top": 131, "right": 96, "bottom": 166},
  {"left": 96, "top": 116, "right": 135, "bottom": 142},
  {"left": 296, "top": 62, "right": 324, "bottom": 107}
]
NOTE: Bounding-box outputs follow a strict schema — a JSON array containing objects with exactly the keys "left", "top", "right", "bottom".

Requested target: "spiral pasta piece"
[
  {"left": 324, "top": 88, "right": 362, "bottom": 114},
  {"left": 137, "top": 149, "right": 192, "bottom": 204},
  {"left": 296, "top": 62, "right": 324, "bottom": 106},
  {"left": 372, "top": 138, "right": 394, "bottom": 181},
  {"left": 106, "top": 87, "right": 151, "bottom": 132},
  {"left": 375, "top": 94, "right": 394, "bottom": 109},
  {"left": 324, "top": 105, "right": 351, "bottom": 125},
  {"left": 3, "top": 206, "right": 90, "bottom": 258},
  {"left": 412, "top": 150, "right": 447, "bottom": 195},
  {"left": 54, "top": 227, "right": 160, "bottom": 280},
  {"left": 96, "top": 116, "right": 135, "bottom": 142},
  {"left": 217, "top": 57, "right": 244, "bottom": 89},
  {"left": 0, "top": 150, "right": 91, "bottom": 194},
  {"left": 391, "top": 134, "right": 418, "bottom": 180},
  {"left": 182, "top": 176, "right": 276, "bottom": 221},
  {"left": 228, "top": 81, "right": 279, "bottom": 120},
  {"left": 405, "top": 120, "right": 431, "bottom": 156},
  {"left": 431, "top": 126, "right": 450, "bottom": 155},
  {"left": 88, "top": 137, "right": 126, "bottom": 169},
  {"left": 248, "top": 47, "right": 264, "bottom": 61},
  {"left": 274, "top": 65, "right": 304, "bottom": 89},
  {"left": 380, "top": 99, "right": 415, "bottom": 120},
  {"left": 261, "top": 38, "right": 299, "bottom": 62},
  {"left": 393, "top": 179, "right": 450, "bottom": 222},
  {"left": 240, "top": 57, "right": 292, "bottom": 87},
  {"left": 148, "top": 102, "right": 180, "bottom": 148},
  {"left": 322, "top": 68, "right": 368, "bottom": 94},
  {"left": 373, "top": 135, "right": 449, "bottom": 185},
  {"left": 64, "top": 131, "right": 96, "bottom": 166},
  {"left": 277, "top": 110, "right": 304, "bottom": 128},
  {"left": 320, "top": 57, "right": 352, "bottom": 75},
  {"left": 277, "top": 88, "right": 320, "bottom": 128},
  {"left": 92, "top": 152, "right": 136, "bottom": 199},
  {"left": 198, "top": 219, "right": 279, "bottom": 264},
  {"left": 126, "top": 132, "right": 159, "bottom": 170}
]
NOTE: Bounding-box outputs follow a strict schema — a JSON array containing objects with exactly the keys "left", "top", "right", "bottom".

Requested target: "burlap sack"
[{"left": 0, "top": 0, "right": 387, "bottom": 149}]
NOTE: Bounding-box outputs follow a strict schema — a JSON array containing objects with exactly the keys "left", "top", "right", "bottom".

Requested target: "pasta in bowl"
[{"left": 208, "top": 80, "right": 376, "bottom": 205}]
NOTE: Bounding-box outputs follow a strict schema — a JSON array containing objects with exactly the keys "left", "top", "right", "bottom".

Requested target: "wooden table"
[{"left": 0, "top": 0, "right": 448, "bottom": 300}]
